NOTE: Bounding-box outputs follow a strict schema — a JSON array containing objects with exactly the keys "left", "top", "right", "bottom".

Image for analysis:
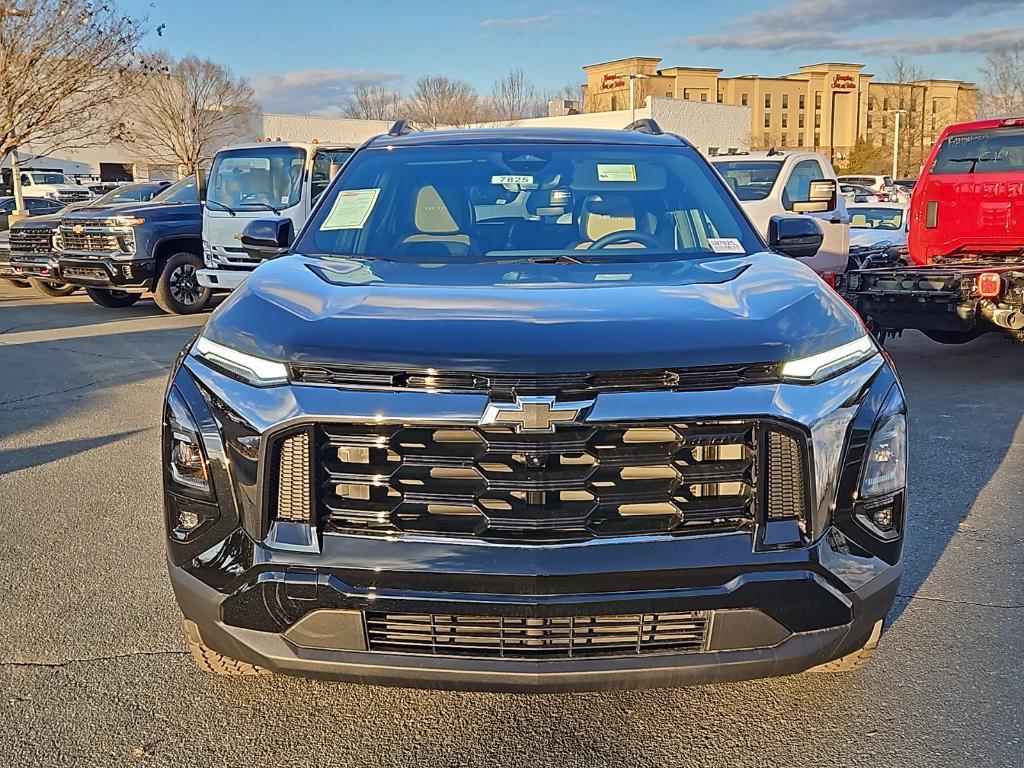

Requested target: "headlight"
[
  {"left": 44, "top": 191, "right": 59, "bottom": 200},
  {"left": 192, "top": 335, "right": 288, "bottom": 386},
  {"left": 859, "top": 412, "right": 907, "bottom": 499},
  {"left": 165, "top": 387, "right": 213, "bottom": 498},
  {"left": 112, "top": 216, "right": 145, "bottom": 226},
  {"left": 781, "top": 335, "right": 877, "bottom": 383}
]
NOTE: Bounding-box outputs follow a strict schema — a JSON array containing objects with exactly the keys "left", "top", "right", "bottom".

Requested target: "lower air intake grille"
[
  {"left": 766, "top": 430, "right": 806, "bottom": 520},
  {"left": 276, "top": 431, "right": 311, "bottom": 522},
  {"left": 365, "top": 611, "right": 710, "bottom": 659}
]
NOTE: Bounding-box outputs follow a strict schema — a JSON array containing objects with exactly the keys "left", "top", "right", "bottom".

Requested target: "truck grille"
[
  {"left": 56, "top": 189, "right": 91, "bottom": 203},
  {"left": 58, "top": 226, "right": 121, "bottom": 254},
  {"left": 9, "top": 228, "right": 53, "bottom": 255},
  {"left": 289, "top": 362, "right": 780, "bottom": 395},
  {"left": 267, "top": 418, "right": 809, "bottom": 542},
  {"left": 365, "top": 610, "right": 710, "bottom": 659}
]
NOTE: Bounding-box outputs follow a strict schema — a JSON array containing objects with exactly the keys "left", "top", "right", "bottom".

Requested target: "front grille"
[
  {"left": 766, "top": 431, "right": 806, "bottom": 520},
  {"left": 365, "top": 610, "right": 710, "bottom": 658},
  {"left": 9, "top": 228, "right": 53, "bottom": 255},
  {"left": 276, "top": 432, "right": 311, "bottom": 522},
  {"left": 57, "top": 189, "right": 91, "bottom": 203},
  {"left": 301, "top": 420, "right": 782, "bottom": 542},
  {"left": 61, "top": 265, "right": 109, "bottom": 281},
  {"left": 290, "top": 362, "right": 780, "bottom": 395},
  {"left": 58, "top": 226, "right": 121, "bottom": 254}
]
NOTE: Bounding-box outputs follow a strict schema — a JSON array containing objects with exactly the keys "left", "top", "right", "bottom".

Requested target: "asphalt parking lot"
[{"left": 1, "top": 282, "right": 1022, "bottom": 768}]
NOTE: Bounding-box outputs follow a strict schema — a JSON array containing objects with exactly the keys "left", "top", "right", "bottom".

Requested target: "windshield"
[
  {"left": 849, "top": 207, "right": 904, "bottom": 230},
  {"left": 297, "top": 143, "right": 762, "bottom": 262},
  {"left": 710, "top": 160, "right": 783, "bottom": 201},
  {"left": 208, "top": 146, "right": 305, "bottom": 211},
  {"left": 151, "top": 176, "right": 198, "bottom": 204},
  {"left": 29, "top": 172, "right": 75, "bottom": 185},
  {"left": 931, "top": 128, "right": 1024, "bottom": 175},
  {"left": 94, "top": 184, "right": 164, "bottom": 205}
]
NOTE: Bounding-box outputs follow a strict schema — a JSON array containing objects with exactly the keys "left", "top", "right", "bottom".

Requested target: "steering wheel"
[{"left": 587, "top": 230, "right": 662, "bottom": 250}]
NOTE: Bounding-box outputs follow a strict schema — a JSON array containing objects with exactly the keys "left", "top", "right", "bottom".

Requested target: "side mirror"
[
  {"left": 791, "top": 178, "right": 837, "bottom": 213},
  {"left": 328, "top": 161, "right": 343, "bottom": 181},
  {"left": 239, "top": 217, "right": 294, "bottom": 261},
  {"left": 768, "top": 215, "right": 824, "bottom": 258}
]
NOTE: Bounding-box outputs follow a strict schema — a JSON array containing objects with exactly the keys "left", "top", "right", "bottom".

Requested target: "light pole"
[
  {"left": 613, "top": 73, "right": 648, "bottom": 123},
  {"left": 2, "top": 4, "right": 30, "bottom": 221},
  {"left": 891, "top": 109, "right": 907, "bottom": 179}
]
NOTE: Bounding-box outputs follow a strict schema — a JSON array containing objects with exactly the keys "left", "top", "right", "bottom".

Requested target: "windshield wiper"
[
  {"left": 242, "top": 201, "right": 281, "bottom": 215},
  {"left": 205, "top": 200, "right": 236, "bottom": 216}
]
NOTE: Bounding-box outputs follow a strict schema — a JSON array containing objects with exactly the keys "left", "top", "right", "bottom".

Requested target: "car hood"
[
  {"left": 10, "top": 213, "right": 63, "bottom": 230},
  {"left": 202, "top": 251, "right": 867, "bottom": 372},
  {"left": 63, "top": 201, "right": 163, "bottom": 220}
]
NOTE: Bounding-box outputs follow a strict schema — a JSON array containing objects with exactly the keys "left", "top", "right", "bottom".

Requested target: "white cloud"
[{"left": 250, "top": 68, "right": 403, "bottom": 115}]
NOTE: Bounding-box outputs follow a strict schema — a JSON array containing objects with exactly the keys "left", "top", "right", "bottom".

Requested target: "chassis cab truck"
[
  {"left": 838, "top": 117, "right": 1024, "bottom": 344},
  {"left": 198, "top": 142, "right": 355, "bottom": 291}
]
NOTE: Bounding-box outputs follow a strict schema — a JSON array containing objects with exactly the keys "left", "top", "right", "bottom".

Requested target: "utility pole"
[
  {"left": 614, "top": 73, "right": 648, "bottom": 123},
  {"left": 891, "top": 109, "right": 907, "bottom": 179},
  {"left": 2, "top": 4, "right": 30, "bottom": 221}
]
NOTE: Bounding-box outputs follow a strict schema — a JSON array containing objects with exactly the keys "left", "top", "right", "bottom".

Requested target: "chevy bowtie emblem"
[
  {"left": 73, "top": 224, "right": 84, "bottom": 234},
  {"left": 480, "top": 395, "right": 593, "bottom": 433}
]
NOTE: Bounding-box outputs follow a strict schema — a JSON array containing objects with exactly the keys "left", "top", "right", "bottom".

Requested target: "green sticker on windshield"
[
  {"left": 597, "top": 164, "right": 637, "bottom": 182},
  {"left": 321, "top": 188, "right": 380, "bottom": 230}
]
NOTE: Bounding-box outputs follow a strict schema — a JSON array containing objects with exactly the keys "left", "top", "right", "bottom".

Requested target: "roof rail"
[
  {"left": 388, "top": 119, "right": 414, "bottom": 137},
  {"left": 623, "top": 119, "right": 663, "bottom": 136}
]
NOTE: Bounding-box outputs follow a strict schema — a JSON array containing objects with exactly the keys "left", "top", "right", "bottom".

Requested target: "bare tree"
[
  {"left": 0, "top": 0, "right": 148, "bottom": 168},
  {"left": 406, "top": 75, "right": 481, "bottom": 128},
  {"left": 547, "top": 82, "right": 585, "bottom": 115},
  {"left": 343, "top": 83, "right": 403, "bottom": 121},
  {"left": 879, "top": 57, "right": 930, "bottom": 177},
  {"left": 489, "top": 69, "right": 544, "bottom": 123},
  {"left": 980, "top": 41, "right": 1024, "bottom": 117},
  {"left": 130, "top": 55, "right": 256, "bottom": 175}
]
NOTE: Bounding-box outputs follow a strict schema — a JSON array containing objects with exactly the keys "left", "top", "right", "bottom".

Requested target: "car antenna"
[
  {"left": 388, "top": 120, "right": 415, "bottom": 137},
  {"left": 766, "top": 146, "right": 781, "bottom": 156},
  {"left": 623, "top": 119, "right": 663, "bottom": 135}
]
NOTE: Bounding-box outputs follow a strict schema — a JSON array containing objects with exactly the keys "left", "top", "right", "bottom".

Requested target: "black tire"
[
  {"left": 812, "top": 619, "right": 883, "bottom": 673},
  {"left": 85, "top": 287, "right": 142, "bottom": 308},
  {"left": 2, "top": 278, "right": 31, "bottom": 289},
  {"left": 28, "top": 278, "right": 77, "bottom": 297},
  {"left": 922, "top": 329, "right": 984, "bottom": 345},
  {"left": 153, "top": 252, "right": 212, "bottom": 315},
  {"left": 183, "top": 620, "right": 268, "bottom": 677}
]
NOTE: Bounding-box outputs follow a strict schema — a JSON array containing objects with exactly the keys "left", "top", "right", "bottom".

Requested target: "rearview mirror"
[
  {"left": 768, "top": 215, "right": 823, "bottom": 258},
  {"left": 239, "top": 218, "right": 294, "bottom": 261},
  {"left": 791, "top": 178, "right": 837, "bottom": 214}
]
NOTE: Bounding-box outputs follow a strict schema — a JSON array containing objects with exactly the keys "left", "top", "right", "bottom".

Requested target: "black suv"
[{"left": 163, "top": 123, "right": 907, "bottom": 691}]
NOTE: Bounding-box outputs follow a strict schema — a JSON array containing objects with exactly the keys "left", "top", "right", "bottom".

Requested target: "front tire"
[
  {"left": 922, "top": 329, "right": 984, "bottom": 345},
  {"left": 153, "top": 252, "right": 212, "bottom": 315},
  {"left": 183, "top": 620, "right": 268, "bottom": 677},
  {"left": 28, "top": 278, "right": 77, "bottom": 297},
  {"left": 85, "top": 287, "right": 141, "bottom": 308}
]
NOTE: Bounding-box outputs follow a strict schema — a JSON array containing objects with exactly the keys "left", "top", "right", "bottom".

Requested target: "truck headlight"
[
  {"left": 192, "top": 336, "right": 288, "bottom": 387},
  {"left": 860, "top": 411, "right": 907, "bottom": 499},
  {"left": 781, "top": 335, "right": 876, "bottom": 383},
  {"left": 165, "top": 387, "right": 213, "bottom": 498}
]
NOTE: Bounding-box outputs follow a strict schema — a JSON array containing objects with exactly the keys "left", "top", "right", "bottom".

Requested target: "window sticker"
[
  {"left": 491, "top": 174, "right": 534, "bottom": 186},
  {"left": 707, "top": 237, "right": 746, "bottom": 254},
  {"left": 597, "top": 164, "right": 637, "bottom": 182},
  {"left": 320, "top": 188, "right": 380, "bottom": 230}
]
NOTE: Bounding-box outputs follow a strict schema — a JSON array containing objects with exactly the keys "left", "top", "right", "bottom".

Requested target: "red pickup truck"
[{"left": 838, "top": 116, "right": 1024, "bottom": 344}]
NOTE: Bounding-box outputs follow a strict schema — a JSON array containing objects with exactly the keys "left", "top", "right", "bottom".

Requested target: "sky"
[{"left": 125, "top": 0, "right": 1024, "bottom": 115}]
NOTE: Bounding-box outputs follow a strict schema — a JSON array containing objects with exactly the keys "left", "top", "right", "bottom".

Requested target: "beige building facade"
[{"left": 582, "top": 57, "right": 977, "bottom": 168}]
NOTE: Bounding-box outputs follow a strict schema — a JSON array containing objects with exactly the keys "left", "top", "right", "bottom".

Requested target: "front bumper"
[
  {"left": 58, "top": 255, "right": 155, "bottom": 290},
  {"left": 10, "top": 254, "right": 60, "bottom": 280},
  {"left": 197, "top": 268, "right": 249, "bottom": 290},
  {"left": 165, "top": 350, "right": 905, "bottom": 691}
]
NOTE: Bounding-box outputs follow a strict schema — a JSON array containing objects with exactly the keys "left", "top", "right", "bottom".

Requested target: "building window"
[
  {"left": 866, "top": 114, "right": 873, "bottom": 128},
  {"left": 798, "top": 114, "right": 805, "bottom": 128},
  {"left": 611, "top": 94, "right": 618, "bottom": 110},
  {"left": 898, "top": 97, "right": 905, "bottom": 110},
  {"left": 781, "top": 133, "right": 787, "bottom": 147},
  {"left": 741, "top": 93, "right": 748, "bottom": 106},
  {"left": 883, "top": 97, "right": 889, "bottom": 110},
  {"left": 666, "top": 91, "right": 672, "bottom": 97},
  {"left": 683, "top": 90, "right": 690, "bottom": 100},
  {"left": 814, "top": 113, "right": 821, "bottom": 128},
  {"left": 717, "top": 92, "right": 723, "bottom": 103},
  {"left": 763, "top": 132, "right": 771, "bottom": 146},
  {"left": 814, "top": 132, "right": 821, "bottom": 146},
  {"left": 881, "top": 134, "right": 887, "bottom": 146},
  {"left": 782, "top": 94, "right": 789, "bottom": 109},
  {"left": 932, "top": 99, "right": 937, "bottom": 114},
  {"left": 868, "top": 97, "right": 874, "bottom": 111},
  {"left": 882, "top": 114, "right": 888, "bottom": 128},
  {"left": 798, "top": 133, "right": 805, "bottom": 146},
  {"left": 932, "top": 116, "right": 937, "bottom": 131},
  {"left": 701, "top": 92, "right": 707, "bottom": 101},
  {"left": 815, "top": 92, "right": 821, "bottom": 110},
  {"left": 799, "top": 94, "right": 805, "bottom": 110},
  {"left": 781, "top": 114, "right": 788, "bottom": 128},
  {"left": 764, "top": 93, "right": 771, "bottom": 108},
  {"left": 764, "top": 113, "right": 771, "bottom": 128}
]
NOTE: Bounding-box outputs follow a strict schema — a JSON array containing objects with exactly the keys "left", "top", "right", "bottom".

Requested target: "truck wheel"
[
  {"left": 812, "top": 619, "right": 883, "bottom": 673},
  {"left": 154, "top": 252, "right": 212, "bottom": 315},
  {"left": 922, "top": 329, "right": 983, "bottom": 345},
  {"left": 183, "top": 620, "right": 269, "bottom": 677},
  {"left": 2, "top": 278, "right": 31, "bottom": 289},
  {"left": 85, "top": 287, "right": 142, "bottom": 308},
  {"left": 28, "top": 278, "right": 77, "bottom": 297}
]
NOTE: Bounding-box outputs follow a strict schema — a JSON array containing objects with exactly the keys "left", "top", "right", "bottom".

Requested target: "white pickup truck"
[
  {"left": 1, "top": 168, "right": 94, "bottom": 206},
  {"left": 199, "top": 141, "right": 356, "bottom": 291},
  {"left": 709, "top": 150, "right": 850, "bottom": 279}
]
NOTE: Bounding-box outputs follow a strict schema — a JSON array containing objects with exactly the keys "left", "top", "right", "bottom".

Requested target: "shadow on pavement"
[{"left": 0, "top": 430, "right": 146, "bottom": 476}]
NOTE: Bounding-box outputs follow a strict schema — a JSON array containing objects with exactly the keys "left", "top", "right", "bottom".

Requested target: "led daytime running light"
[
  {"left": 781, "top": 335, "right": 876, "bottom": 383},
  {"left": 193, "top": 336, "right": 288, "bottom": 386}
]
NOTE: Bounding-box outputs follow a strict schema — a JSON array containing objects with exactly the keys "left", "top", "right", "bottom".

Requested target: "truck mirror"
[
  {"left": 792, "top": 178, "right": 836, "bottom": 214},
  {"left": 768, "top": 214, "right": 823, "bottom": 258},
  {"left": 239, "top": 217, "right": 295, "bottom": 261}
]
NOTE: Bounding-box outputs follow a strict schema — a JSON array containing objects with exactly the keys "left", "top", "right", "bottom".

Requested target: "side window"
[
  {"left": 20, "top": 174, "right": 31, "bottom": 187},
  {"left": 311, "top": 150, "right": 352, "bottom": 203},
  {"left": 0, "top": 200, "right": 14, "bottom": 213},
  {"left": 25, "top": 198, "right": 48, "bottom": 212},
  {"left": 782, "top": 159, "right": 823, "bottom": 210}
]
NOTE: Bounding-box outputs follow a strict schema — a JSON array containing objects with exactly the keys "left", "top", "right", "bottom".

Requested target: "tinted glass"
[
  {"left": 931, "top": 128, "right": 1024, "bottom": 175},
  {"left": 94, "top": 184, "right": 163, "bottom": 205},
  {"left": 711, "top": 160, "right": 783, "bottom": 201},
  {"left": 298, "top": 143, "right": 763, "bottom": 262},
  {"left": 29, "top": 172, "right": 74, "bottom": 185},
  {"left": 311, "top": 149, "right": 354, "bottom": 203},
  {"left": 848, "top": 207, "right": 904, "bottom": 230},
  {"left": 151, "top": 176, "right": 198, "bottom": 204},
  {"left": 208, "top": 146, "right": 305, "bottom": 210}
]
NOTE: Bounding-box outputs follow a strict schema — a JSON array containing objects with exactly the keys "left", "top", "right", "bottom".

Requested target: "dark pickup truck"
[{"left": 57, "top": 176, "right": 209, "bottom": 314}]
